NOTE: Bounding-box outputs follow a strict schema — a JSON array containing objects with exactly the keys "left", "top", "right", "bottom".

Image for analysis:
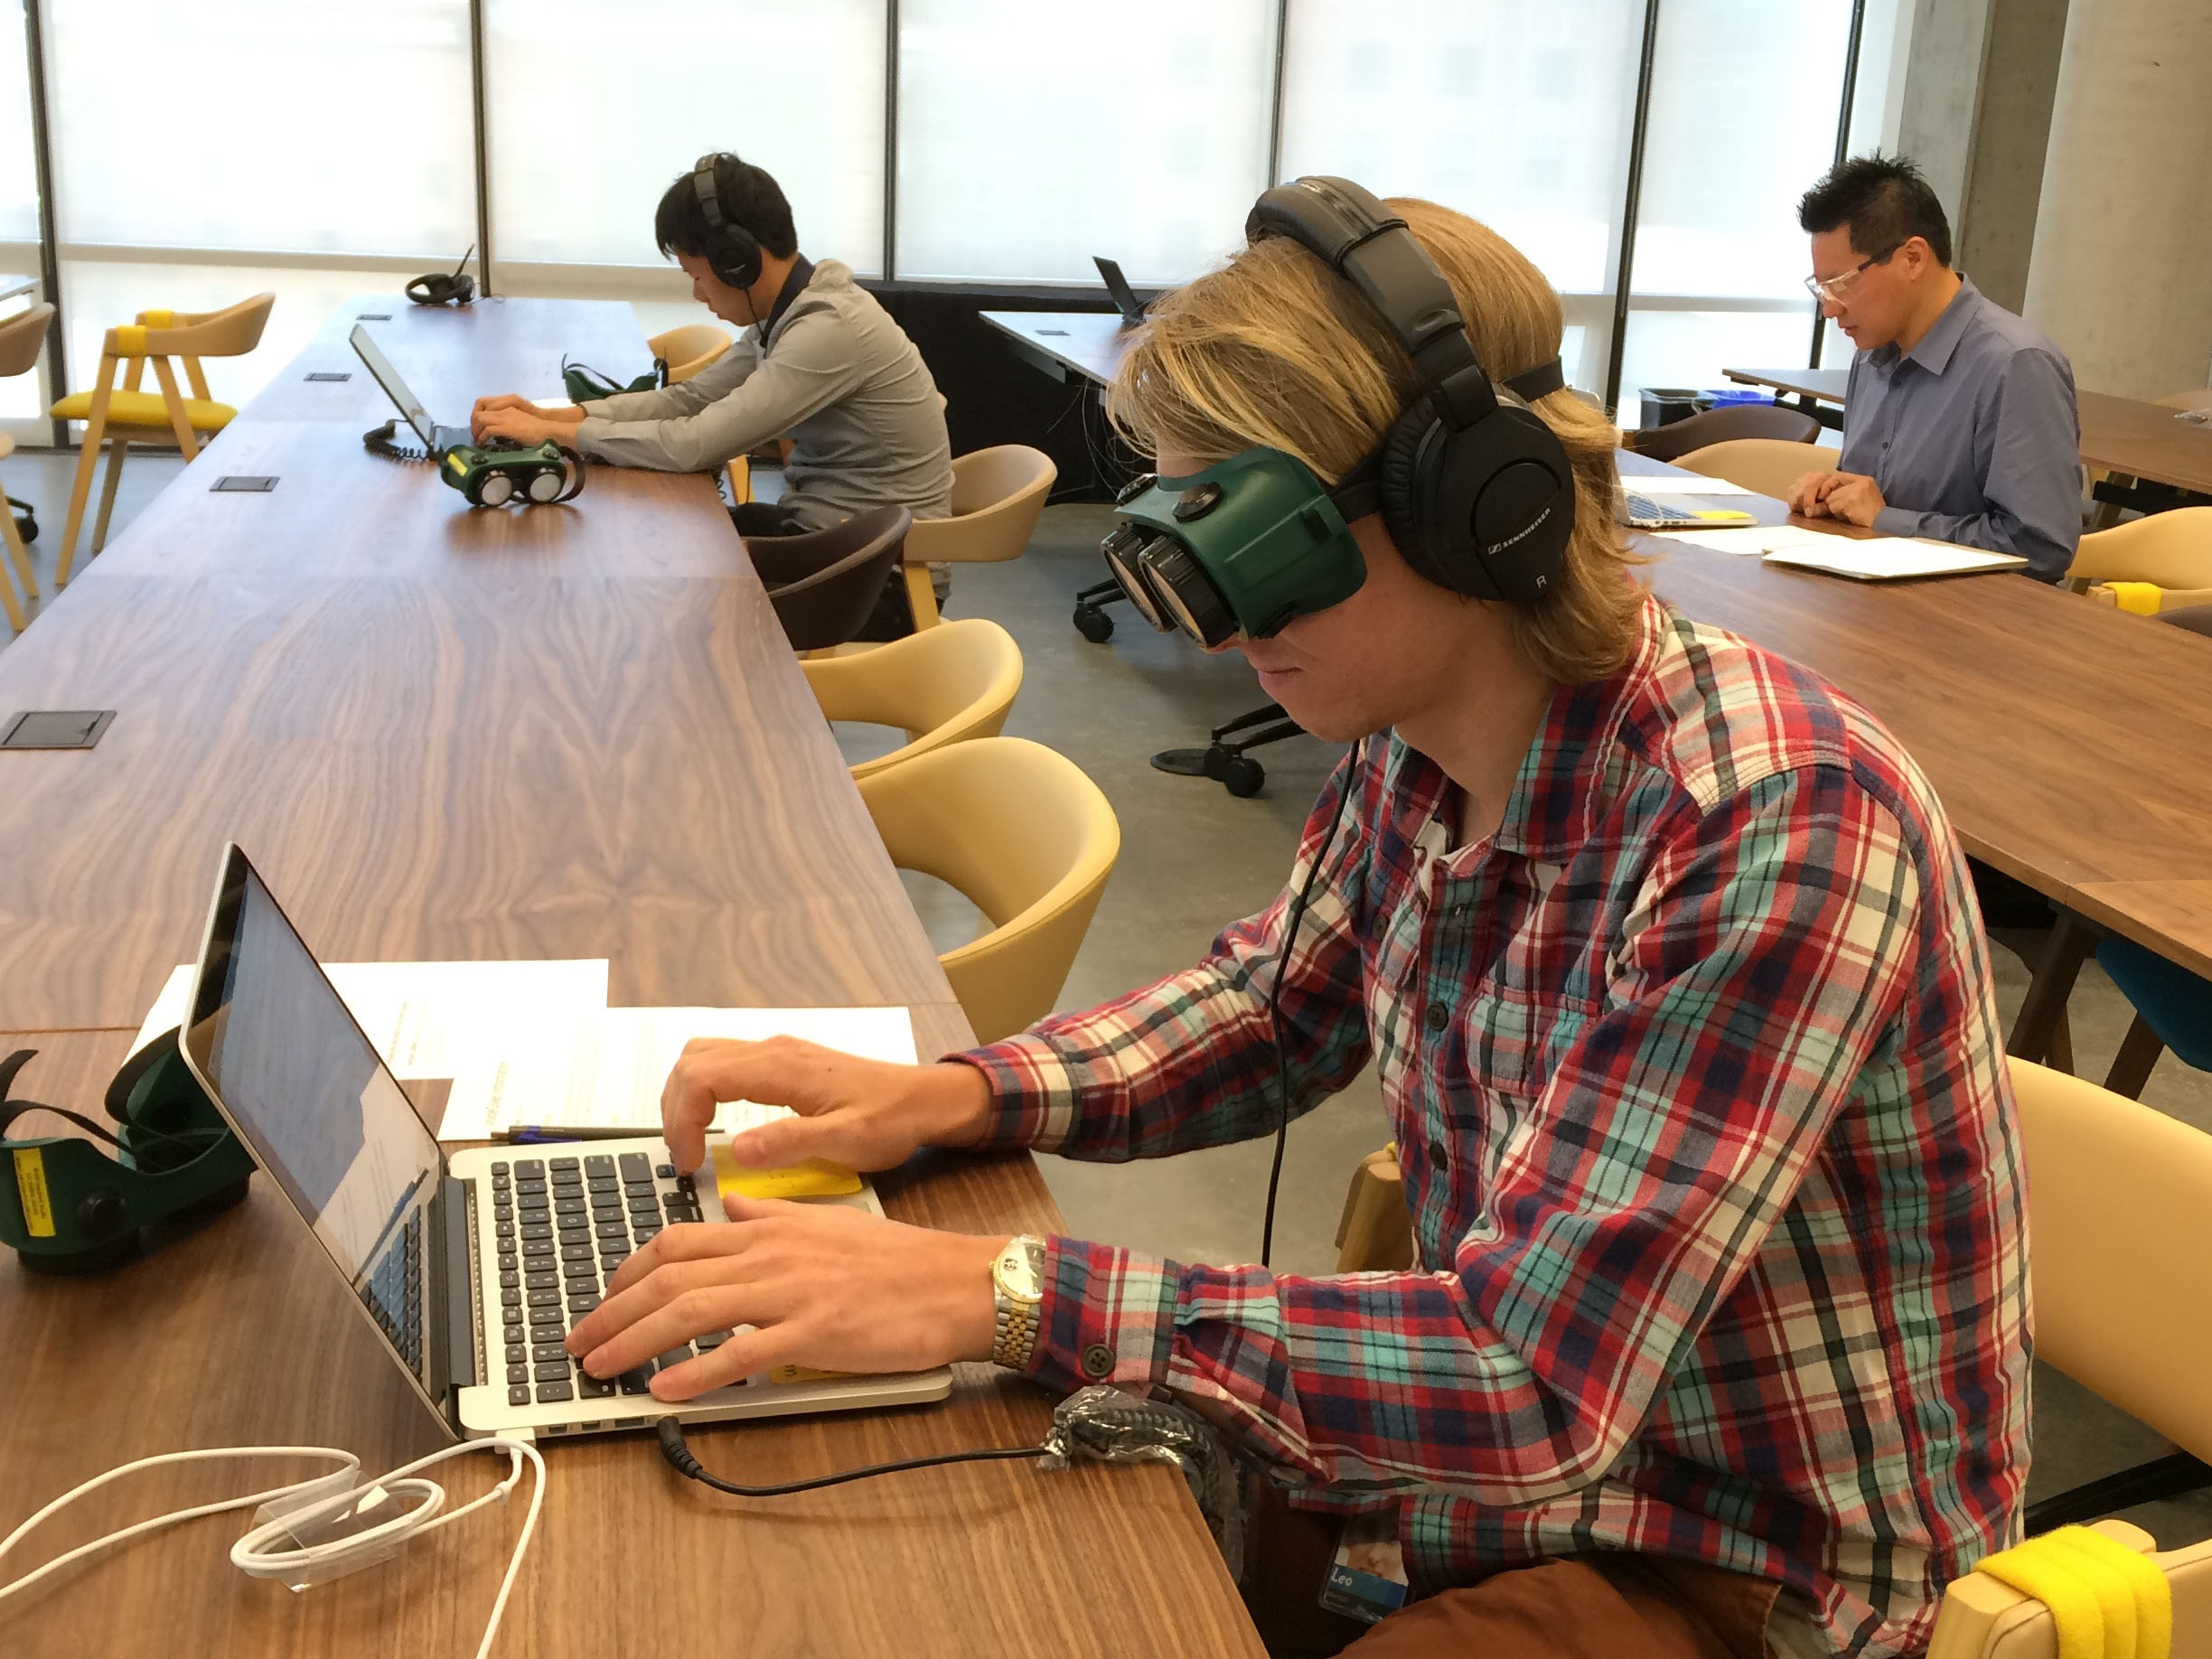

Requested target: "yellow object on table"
[{"left": 710, "top": 1139, "right": 862, "bottom": 1201}]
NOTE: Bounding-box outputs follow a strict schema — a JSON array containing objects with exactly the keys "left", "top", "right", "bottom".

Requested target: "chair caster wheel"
[
  {"left": 15, "top": 516, "right": 35, "bottom": 544},
  {"left": 1073, "top": 604, "right": 1114, "bottom": 643},
  {"left": 1202, "top": 743, "right": 1231, "bottom": 780},
  {"left": 1221, "top": 755, "right": 1265, "bottom": 797}
]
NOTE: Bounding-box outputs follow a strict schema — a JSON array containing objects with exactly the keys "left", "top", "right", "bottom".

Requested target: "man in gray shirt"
[
  {"left": 1785, "top": 155, "right": 2081, "bottom": 581},
  {"left": 472, "top": 154, "right": 952, "bottom": 543}
]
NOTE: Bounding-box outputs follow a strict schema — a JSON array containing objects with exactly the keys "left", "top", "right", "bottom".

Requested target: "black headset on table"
[{"left": 689, "top": 154, "right": 765, "bottom": 293}]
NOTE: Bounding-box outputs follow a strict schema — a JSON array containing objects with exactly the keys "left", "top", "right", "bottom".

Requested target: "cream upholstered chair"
[
  {"left": 646, "top": 323, "right": 731, "bottom": 385},
  {"left": 48, "top": 292, "right": 275, "bottom": 585},
  {"left": 855, "top": 736, "right": 1119, "bottom": 1044},
  {"left": 900, "top": 445, "right": 1056, "bottom": 628},
  {"left": 1676, "top": 438, "right": 1841, "bottom": 499},
  {"left": 0, "top": 302, "right": 53, "bottom": 632},
  {"left": 2066, "top": 506, "right": 2212, "bottom": 614},
  {"left": 801, "top": 616, "right": 1022, "bottom": 781},
  {"left": 1926, "top": 1058, "right": 2212, "bottom": 1655}
]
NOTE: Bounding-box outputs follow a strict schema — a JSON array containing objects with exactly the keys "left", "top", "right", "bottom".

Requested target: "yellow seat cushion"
[{"left": 50, "top": 389, "right": 235, "bottom": 431}]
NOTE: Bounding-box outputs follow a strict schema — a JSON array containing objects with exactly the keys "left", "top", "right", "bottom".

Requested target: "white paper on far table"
[
  {"left": 128, "top": 958, "right": 610, "bottom": 1079},
  {"left": 439, "top": 1005, "right": 920, "bottom": 1141},
  {"left": 1630, "top": 477, "right": 1757, "bottom": 497}
]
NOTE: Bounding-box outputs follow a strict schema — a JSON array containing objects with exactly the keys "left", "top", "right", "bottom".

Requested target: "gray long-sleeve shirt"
[
  {"left": 1839, "top": 276, "right": 2082, "bottom": 581},
  {"left": 576, "top": 258, "right": 952, "bottom": 532}
]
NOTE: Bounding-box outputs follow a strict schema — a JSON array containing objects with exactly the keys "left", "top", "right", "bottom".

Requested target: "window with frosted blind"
[
  {"left": 1616, "top": 0, "right": 1853, "bottom": 410},
  {"left": 894, "top": 0, "right": 1276, "bottom": 286},
  {"left": 0, "top": 2, "right": 44, "bottom": 429},
  {"left": 42, "top": 0, "right": 475, "bottom": 408},
  {"left": 1277, "top": 0, "right": 1645, "bottom": 301},
  {"left": 483, "top": 0, "right": 886, "bottom": 278}
]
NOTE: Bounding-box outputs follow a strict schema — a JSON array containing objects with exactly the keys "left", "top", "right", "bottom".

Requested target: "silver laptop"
[
  {"left": 349, "top": 323, "right": 477, "bottom": 454},
  {"left": 177, "top": 844, "right": 951, "bottom": 1441}
]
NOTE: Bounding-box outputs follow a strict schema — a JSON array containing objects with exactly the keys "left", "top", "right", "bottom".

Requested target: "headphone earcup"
[
  {"left": 1375, "top": 401, "right": 1441, "bottom": 586},
  {"left": 1379, "top": 398, "right": 1574, "bottom": 605}
]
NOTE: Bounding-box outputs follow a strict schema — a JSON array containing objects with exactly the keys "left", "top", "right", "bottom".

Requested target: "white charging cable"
[{"left": 0, "top": 1439, "right": 545, "bottom": 1659}]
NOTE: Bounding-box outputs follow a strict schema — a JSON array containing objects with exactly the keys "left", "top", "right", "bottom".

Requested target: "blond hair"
[{"left": 1107, "top": 198, "right": 1642, "bottom": 685}]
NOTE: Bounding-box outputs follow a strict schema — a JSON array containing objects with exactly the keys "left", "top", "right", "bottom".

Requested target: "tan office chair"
[
  {"left": 48, "top": 292, "right": 275, "bottom": 585},
  {"left": 1677, "top": 438, "right": 1842, "bottom": 500},
  {"left": 801, "top": 615, "right": 1023, "bottom": 781},
  {"left": 855, "top": 736, "right": 1120, "bottom": 1044},
  {"left": 0, "top": 302, "right": 53, "bottom": 632},
  {"left": 1926, "top": 1057, "right": 2212, "bottom": 1656},
  {"left": 646, "top": 323, "right": 731, "bottom": 386},
  {"left": 900, "top": 445, "right": 1056, "bottom": 629},
  {"left": 2066, "top": 506, "right": 2212, "bottom": 613},
  {"left": 1626, "top": 403, "right": 1823, "bottom": 463}
]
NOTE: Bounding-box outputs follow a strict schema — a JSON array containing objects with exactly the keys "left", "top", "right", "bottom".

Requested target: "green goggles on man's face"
[{"left": 1101, "top": 447, "right": 1379, "bottom": 648}]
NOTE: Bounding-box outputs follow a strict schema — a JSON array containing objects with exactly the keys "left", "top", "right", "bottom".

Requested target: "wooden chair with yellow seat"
[
  {"left": 645, "top": 322, "right": 731, "bottom": 386},
  {"left": 0, "top": 301, "right": 55, "bottom": 633},
  {"left": 48, "top": 291, "right": 275, "bottom": 586},
  {"left": 899, "top": 445, "right": 1056, "bottom": 629},
  {"left": 854, "top": 735, "right": 1120, "bottom": 1044},
  {"left": 2065, "top": 506, "right": 2212, "bottom": 615},
  {"left": 801, "top": 615, "right": 1023, "bottom": 781},
  {"left": 1926, "top": 1056, "right": 2212, "bottom": 1657},
  {"left": 1675, "top": 437, "right": 1842, "bottom": 500}
]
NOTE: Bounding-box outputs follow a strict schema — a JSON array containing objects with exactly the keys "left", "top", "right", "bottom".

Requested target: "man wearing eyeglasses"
[{"left": 1786, "top": 155, "right": 2080, "bottom": 582}]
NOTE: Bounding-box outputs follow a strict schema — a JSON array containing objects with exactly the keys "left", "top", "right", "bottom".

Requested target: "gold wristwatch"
[{"left": 989, "top": 1234, "right": 1047, "bottom": 1370}]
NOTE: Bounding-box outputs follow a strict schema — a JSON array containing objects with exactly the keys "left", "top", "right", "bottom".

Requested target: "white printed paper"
[
  {"left": 1630, "top": 477, "right": 1757, "bottom": 496},
  {"left": 130, "top": 958, "right": 610, "bottom": 1079},
  {"left": 437, "top": 1005, "right": 919, "bottom": 1141}
]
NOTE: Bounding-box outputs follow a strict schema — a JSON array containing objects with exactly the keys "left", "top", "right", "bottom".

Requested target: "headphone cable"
[{"left": 1260, "top": 747, "right": 1359, "bottom": 1270}]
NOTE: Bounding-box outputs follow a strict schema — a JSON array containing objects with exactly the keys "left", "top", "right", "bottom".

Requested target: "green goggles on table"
[{"left": 1100, "top": 447, "right": 1380, "bottom": 648}]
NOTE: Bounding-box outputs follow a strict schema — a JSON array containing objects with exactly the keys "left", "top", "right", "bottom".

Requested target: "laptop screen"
[
  {"left": 182, "top": 846, "right": 450, "bottom": 1419},
  {"left": 349, "top": 324, "right": 437, "bottom": 448}
]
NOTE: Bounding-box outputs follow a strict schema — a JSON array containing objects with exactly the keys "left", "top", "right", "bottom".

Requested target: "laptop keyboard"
[{"left": 488, "top": 1151, "right": 725, "bottom": 1408}]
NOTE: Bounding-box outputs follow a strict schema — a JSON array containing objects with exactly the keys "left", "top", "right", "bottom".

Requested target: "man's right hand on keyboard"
[{"left": 659, "top": 1036, "right": 993, "bottom": 1175}]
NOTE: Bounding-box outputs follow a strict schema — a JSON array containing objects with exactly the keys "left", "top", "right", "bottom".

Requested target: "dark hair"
[
  {"left": 1796, "top": 154, "right": 1953, "bottom": 268},
  {"left": 654, "top": 154, "right": 798, "bottom": 265}
]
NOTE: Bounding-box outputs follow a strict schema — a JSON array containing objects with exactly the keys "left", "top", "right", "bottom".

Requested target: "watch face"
[{"left": 996, "top": 1239, "right": 1044, "bottom": 1300}]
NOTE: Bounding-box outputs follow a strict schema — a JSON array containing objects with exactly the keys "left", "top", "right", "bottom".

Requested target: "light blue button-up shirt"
[{"left": 1839, "top": 276, "right": 2081, "bottom": 581}]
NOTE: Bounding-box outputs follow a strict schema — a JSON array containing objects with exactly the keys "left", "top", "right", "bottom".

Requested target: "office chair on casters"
[{"left": 1151, "top": 699, "right": 1304, "bottom": 799}]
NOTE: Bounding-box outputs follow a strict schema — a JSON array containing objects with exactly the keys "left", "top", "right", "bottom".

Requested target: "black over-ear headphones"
[
  {"left": 690, "top": 154, "right": 764, "bottom": 292},
  {"left": 1244, "top": 176, "right": 1575, "bottom": 603}
]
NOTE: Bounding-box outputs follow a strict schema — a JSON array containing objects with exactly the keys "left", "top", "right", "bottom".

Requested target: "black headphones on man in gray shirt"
[{"left": 690, "top": 155, "right": 765, "bottom": 291}]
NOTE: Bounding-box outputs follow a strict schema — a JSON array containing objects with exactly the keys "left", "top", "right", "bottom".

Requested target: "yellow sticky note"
[
  {"left": 710, "top": 1142, "right": 862, "bottom": 1201},
  {"left": 769, "top": 1364, "right": 856, "bottom": 1385},
  {"left": 1691, "top": 508, "right": 1757, "bottom": 523}
]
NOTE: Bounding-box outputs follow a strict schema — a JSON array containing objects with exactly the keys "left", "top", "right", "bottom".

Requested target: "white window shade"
[
  {"left": 44, "top": 1, "right": 475, "bottom": 259},
  {"left": 1630, "top": 0, "right": 1852, "bottom": 300},
  {"left": 895, "top": 0, "right": 1275, "bottom": 286},
  {"left": 0, "top": 2, "right": 36, "bottom": 246},
  {"left": 484, "top": 0, "right": 886, "bottom": 276},
  {"left": 1278, "top": 0, "right": 1645, "bottom": 297}
]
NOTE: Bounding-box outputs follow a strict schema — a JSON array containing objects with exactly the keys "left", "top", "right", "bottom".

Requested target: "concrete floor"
[{"left": 7, "top": 452, "right": 2209, "bottom": 1546}]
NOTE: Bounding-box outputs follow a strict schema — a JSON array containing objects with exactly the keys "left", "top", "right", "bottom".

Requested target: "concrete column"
[{"left": 2024, "top": 0, "right": 2212, "bottom": 398}]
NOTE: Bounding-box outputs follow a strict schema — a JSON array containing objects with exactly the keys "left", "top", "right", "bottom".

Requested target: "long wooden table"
[
  {"left": 1723, "top": 363, "right": 2212, "bottom": 495},
  {"left": 1626, "top": 450, "right": 2212, "bottom": 1051},
  {"left": 0, "top": 299, "right": 1261, "bottom": 1659}
]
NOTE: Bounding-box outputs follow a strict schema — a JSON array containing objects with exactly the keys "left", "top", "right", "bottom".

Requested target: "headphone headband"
[{"left": 1247, "top": 177, "right": 1496, "bottom": 430}]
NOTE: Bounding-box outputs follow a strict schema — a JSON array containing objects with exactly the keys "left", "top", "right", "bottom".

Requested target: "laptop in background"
[
  {"left": 1093, "top": 257, "right": 1149, "bottom": 330},
  {"left": 177, "top": 843, "right": 951, "bottom": 1442},
  {"left": 349, "top": 323, "right": 481, "bottom": 454}
]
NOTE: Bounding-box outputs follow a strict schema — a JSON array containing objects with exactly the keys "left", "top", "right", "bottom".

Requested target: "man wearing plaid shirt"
[{"left": 569, "top": 196, "right": 2029, "bottom": 1659}]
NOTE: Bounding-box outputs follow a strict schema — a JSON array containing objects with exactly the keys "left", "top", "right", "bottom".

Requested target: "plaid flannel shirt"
[{"left": 959, "top": 595, "right": 2029, "bottom": 1657}]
